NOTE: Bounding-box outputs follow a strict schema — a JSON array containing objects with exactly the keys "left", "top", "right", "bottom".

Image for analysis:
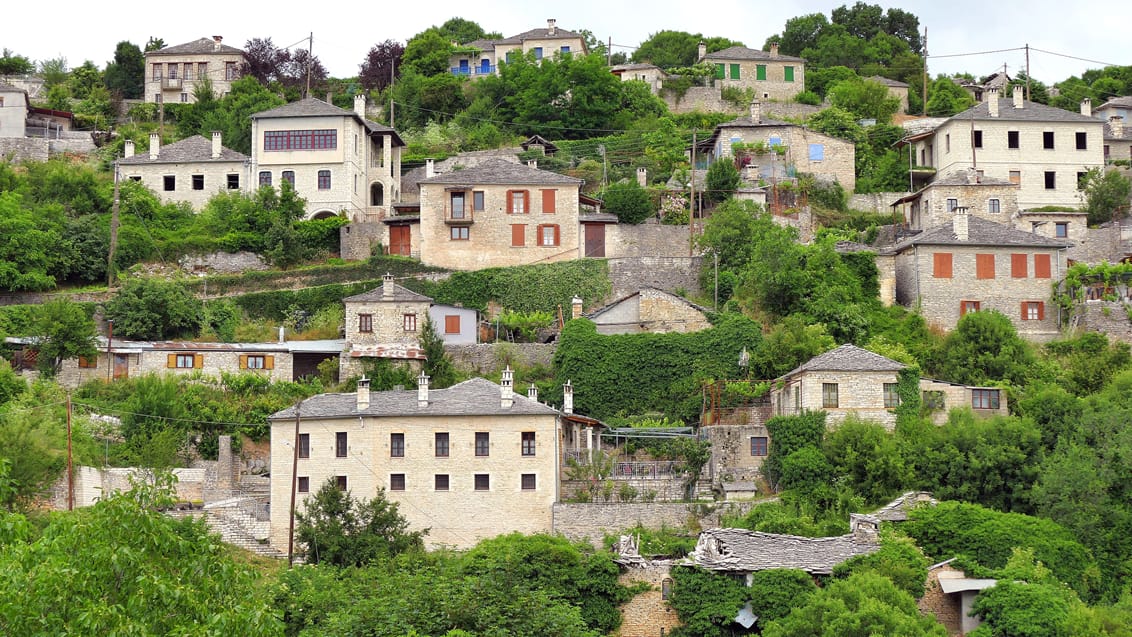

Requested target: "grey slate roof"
[
  {"left": 148, "top": 37, "right": 244, "bottom": 56},
  {"left": 118, "top": 135, "right": 248, "bottom": 165},
  {"left": 610, "top": 63, "right": 663, "bottom": 72},
  {"left": 506, "top": 26, "right": 585, "bottom": 43},
  {"left": 419, "top": 158, "right": 582, "bottom": 186},
  {"left": 342, "top": 282, "right": 432, "bottom": 304},
  {"left": 269, "top": 377, "right": 560, "bottom": 420},
  {"left": 891, "top": 216, "right": 1073, "bottom": 251},
  {"left": 869, "top": 75, "right": 909, "bottom": 88},
  {"left": 0, "top": 81, "right": 24, "bottom": 92},
  {"left": 951, "top": 99, "right": 1103, "bottom": 124},
  {"left": 690, "top": 527, "right": 878, "bottom": 575},
  {"left": 250, "top": 98, "right": 404, "bottom": 145},
  {"left": 585, "top": 287, "right": 710, "bottom": 320},
  {"left": 703, "top": 46, "right": 805, "bottom": 63},
  {"left": 1098, "top": 96, "right": 1132, "bottom": 109},
  {"left": 924, "top": 172, "right": 1017, "bottom": 187},
  {"left": 781, "top": 344, "right": 905, "bottom": 379}
]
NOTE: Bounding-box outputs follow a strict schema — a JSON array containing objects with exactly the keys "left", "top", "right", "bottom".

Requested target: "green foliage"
[
  {"left": 748, "top": 316, "right": 838, "bottom": 379},
  {"left": 419, "top": 318, "right": 456, "bottom": 389},
  {"left": 668, "top": 565, "right": 750, "bottom": 637},
  {"left": 0, "top": 48, "right": 35, "bottom": 75},
  {"left": 926, "top": 76, "right": 976, "bottom": 116},
  {"left": 929, "top": 310, "right": 1034, "bottom": 386},
  {"left": 764, "top": 411, "right": 827, "bottom": 487},
  {"left": 704, "top": 158, "right": 741, "bottom": 204},
  {"left": 824, "top": 417, "right": 912, "bottom": 503},
  {"left": 427, "top": 259, "right": 610, "bottom": 315},
  {"left": 780, "top": 445, "right": 835, "bottom": 492},
  {"left": 828, "top": 76, "right": 902, "bottom": 123},
  {"left": 970, "top": 581, "right": 1077, "bottom": 637},
  {"left": 603, "top": 523, "right": 697, "bottom": 557},
  {"left": 296, "top": 479, "right": 425, "bottom": 566},
  {"left": 402, "top": 28, "right": 456, "bottom": 76},
  {"left": 697, "top": 199, "right": 765, "bottom": 273},
  {"left": 833, "top": 532, "right": 929, "bottom": 598},
  {"left": 795, "top": 89, "right": 822, "bottom": 105},
  {"left": 0, "top": 360, "right": 26, "bottom": 408},
  {"left": 1081, "top": 167, "right": 1132, "bottom": 225},
  {"left": 632, "top": 31, "right": 745, "bottom": 69},
  {"left": 0, "top": 384, "right": 70, "bottom": 510},
  {"left": 103, "top": 41, "right": 144, "bottom": 99},
  {"left": 498, "top": 309, "right": 554, "bottom": 342},
  {"left": 727, "top": 489, "right": 862, "bottom": 537},
  {"left": 602, "top": 181, "right": 655, "bottom": 224},
  {"left": 104, "top": 277, "right": 204, "bottom": 340},
  {"left": 29, "top": 299, "right": 97, "bottom": 376}
]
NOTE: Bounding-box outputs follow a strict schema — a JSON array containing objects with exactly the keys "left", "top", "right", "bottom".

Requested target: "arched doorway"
[
  {"left": 370, "top": 182, "right": 384, "bottom": 206},
  {"left": 311, "top": 210, "right": 337, "bottom": 220}
]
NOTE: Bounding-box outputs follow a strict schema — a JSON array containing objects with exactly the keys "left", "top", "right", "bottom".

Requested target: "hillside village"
[{"left": 4, "top": 5, "right": 1132, "bottom": 636}]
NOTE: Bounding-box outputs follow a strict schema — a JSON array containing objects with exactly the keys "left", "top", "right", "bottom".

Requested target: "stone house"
[
  {"left": 869, "top": 75, "right": 910, "bottom": 114},
  {"left": 117, "top": 132, "right": 249, "bottom": 211},
  {"left": 919, "top": 378, "right": 1009, "bottom": 424},
  {"left": 339, "top": 273, "right": 430, "bottom": 379},
  {"left": 267, "top": 372, "right": 564, "bottom": 550},
  {"left": 1105, "top": 115, "right": 1132, "bottom": 164},
  {"left": 902, "top": 86, "right": 1104, "bottom": 210},
  {"left": 144, "top": 36, "right": 245, "bottom": 104},
  {"left": 584, "top": 287, "right": 712, "bottom": 335},
  {"left": 609, "top": 63, "right": 666, "bottom": 94},
  {"left": 892, "top": 212, "right": 1071, "bottom": 340},
  {"left": 698, "top": 100, "right": 856, "bottom": 191},
  {"left": 699, "top": 43, "right": 805, "bottom": 103},
  {"left": 449, "top": 19, "right": 586, "bottom": 79},
  {"left": 918, "top": 558, "right": 996, "bottom": 635},
  {"left": 1094, "top": 95, "right": 1132, "bottom": 125},
  {"left": 0, "top": 81, "right": 28, "bottom": 137},
  {"left": 250, "top": 96, "right": 404, "bottom": 220},
  {"left": 771, "top": 344, "right": 907, "bottom": 429},
  {"left": 416, "top": 159, "right": 584, "bottom": 270}
]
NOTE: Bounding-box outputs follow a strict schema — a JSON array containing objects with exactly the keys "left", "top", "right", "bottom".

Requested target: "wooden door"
[
  {"left": 584, "top": 223, "right": 605, "bottom": 257},
  {"left": 113, "top": 354, "right": 129, "bottom": 380},
  {"left": 389, "top": 226, "right": 411, "bottom": 256}
]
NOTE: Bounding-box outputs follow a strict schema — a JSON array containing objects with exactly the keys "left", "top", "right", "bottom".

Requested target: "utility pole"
[
  {"left": 66, "top": 393, "right": 74, "bottom": 511},
  {"left": 287, "top": 399, "right": 302, "bottom": 566},
  {"left": 607, "top": 37, "right": 612, "bottom": 66},
  {"left": 922, "top": 27, "right": 928, "bottom": 116},
  {"left": 107, "top": 160, "right": 120, "bottom": 288},
  {"left": 305, "top": 32, "right": 314, "bottom": 98},
  {"left": 106, "top": 320, "right": 113, "bottom": 383},
  {"left": 689, "top": 130, "right": 697, "bottom": 255},
  {"left": 1025, "top": 43, "right": 1031, "bottom": 102},
  {"left": 389, "top": 58, "right": 396, "bottom": 128}
]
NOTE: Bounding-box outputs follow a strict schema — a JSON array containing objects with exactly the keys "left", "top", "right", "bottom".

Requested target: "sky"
[{"left": 5, "top": 1, "right": 1129, "bottom": 86}]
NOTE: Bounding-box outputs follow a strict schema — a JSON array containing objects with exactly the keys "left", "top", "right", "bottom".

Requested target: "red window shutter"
[
  {"left": 541, "top": 189, "right": 556, "bottom": 213},
  {"left": 1034, "top": 253, "right": 1052, "bottom": 278},
  {"left": 506, "top": 190, "right": 514, "bottom": 214},
  {"left": 553, "top": 224, "right": 560, "bottom": 246},
  {"left": 933, "top": 253, "right": 952, "bottom": 278},
  {"left": 1038, "top": 301, "right": 1045, "bottom": 321},
  {"left": 536, "top": 224, "right": 545, "bottom": 245},
  {"left": 1021, "top": 302, "right": 1027, "bottom": 320},
  {"left": 961, "top": 302, "right": 967, "bottom": 317},
  {"left": 1011, "top": 254, "right": 1027, "bottom": 278},
  {"left": 976, "top": 254, "right": 995, "bottom": 279},
  {"left": 511, "top": 224, "right": 524, "bottom": 246},
  {"left": 445, "top": 315, "right": 460, "bottom": 334},
  {"left": 521, "top": 190, "right": 530, "bottom": 213}
]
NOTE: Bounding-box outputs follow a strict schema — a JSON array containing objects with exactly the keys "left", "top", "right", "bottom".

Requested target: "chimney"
[
  {"left": 527, "top": 159, "right": 538, "bottom": 169},
  {"left": 987, "top": 88, "right": 999, "bottom": 118},
  {"left": 1111, "top": 116, "right": 1124, "bottom": 139},
  {"left": 571, "top": 295, "right": 583, "bottom": 319},
  {"left": 354, "top": 93, "right": 366, "bottom": 118},
  {"left": 382, "top": 273, "right": 394, "bottom": 299},
  {"left": 148, "top": 132, "right": 160, "bottom": 159},
  {"left": 326, "top": 91, "right": 332, "bottom": 104},
  {"left": 212, "top": 35, "right": 223, "bottom": 52},
  {"left": 697, "top": 41, "right": 707, "bottom": 61},
  {"left": 501, "top": 366, "right": 514, "bottom": 409},
  {"left": 425, "top": 158, "right": 435, "bottom": 178},
  {"left": 636, "top": 167, "right": 647, "bottom": 188},
  {"left": 278, "top": 326, "right": 285, "bottom": 343},
  {"left": 749, "top": 99, "right": 761, "bottom": 123},
  {"left": 770, "top": 42, "right": 780, "bottom": 58},
  {"left": 527, "top": 385, "right": 538, "bottom": 401},
  {"left": 1012, "top": 85, "right": 1024, "bottom": 109},
  {"left": 124, "top": 140, "right": 135, "bottom": 158},
  {"left": 563, "top": 379, "right": 574, "bottom": 414},
  {"left": 357, "top": 376, "right": 371, "bottom": 410},
  {"left": 1080, "top": 97, "right": 1092, "bottom": 118},
  {"left": 966, "top": 168, "right": 978, "bottom": 185},
  {"left": 953, "top": 208, "right": 969, "bottom": 242},
  {"left": 547, "top": 18, "right": 557, "bottom": 36},
  {"left": 417, "top": 372, "right": 430, "bottom": 407},
  {"left": 211, "top": 130, "right": 221, "bottom": 159}
]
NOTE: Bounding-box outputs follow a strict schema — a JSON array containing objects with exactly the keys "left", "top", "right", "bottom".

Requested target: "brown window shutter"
[
  {"left": 506, "top": 190, "right": 514, "bottom": 213},
  {"left": 1038, "top": 302, "right": 1045, "bottom": 321},
  {"left": 239, "top": 355, "right": 248, "bottom": 369},
  {"left": 522, "top": 190, "right": 531, "bottom": 213},
  {"left": 193, "top": 354, "right": 203, "bottom": 369},
  {"left": 167, "top": 354, "right": 177, "bottom": 368},
  {"left": 445, "top": 315, "right": 460, "bottom": 334},
  {"left": 976, "top": 254, "right": 995, "bottom": 279},
  {"left": 1034, "top": 253, "right": 1052, "bottom": 278},
  {"left": 511, "top": 224, "right": 524, "bottom": 246},
  {"left": 536, "top": 224, "right": 545, "bottom": 244},
  {"left": 1021, "top": 302, "right": 1027, "bottom": 320},
  {"left": 542, "top": 189, "right": 556, "bottom": 213},
  {"left": 933, "top": 253, "right": 952, "bottom": 278},
  {"left": 961, "top": 302, "right": 967, "bottom": 317},
  {"left": 553, "top": 224, "right": 560, "bottom": 246},
  {"left": 1011, "top": 253, "right": 1027, "bottom": 278},
  {"left": 265, "top": 355, "right": 274, "bottom": 370}
]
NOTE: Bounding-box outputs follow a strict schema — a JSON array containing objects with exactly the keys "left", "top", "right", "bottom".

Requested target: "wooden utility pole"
[
  {"left": 66, "top": 393, "right": 74, "bottom": 510},
  {"left": 607, "top": 37, "right": 612, "bottom": 66},
  {"left": 287, "top": 399, "right": 302, "bottom": 566},
  {"left": 1025, "top": 43, "right": 1031, "bottom": 102},
  {"left": 689, "top": 130, "right": 697, "bottom": 255},
  {"left": 389, "top": 58, "right": 396, "bottom": 128},
  {"left": 305, "top": 32, "right": 313, "bottom": 98},
  {"left": 922, "top": 27, "right": 928, "bottom": 116},
  {"left": 107, "top": 161, "right": 120, "bottom": 287}
]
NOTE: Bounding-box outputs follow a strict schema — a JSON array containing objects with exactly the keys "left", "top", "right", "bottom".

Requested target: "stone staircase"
[{"left": 166, "top": 497, "right": 285, "bottom": 559}]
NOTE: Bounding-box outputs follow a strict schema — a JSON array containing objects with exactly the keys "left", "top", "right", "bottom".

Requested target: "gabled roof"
[
  {"left": 869, "top": 75, "right": 909, "bottom": 88},
  {"left": 269, "top": 377, "right": 561, "bottom": 420},
  {"left": 147, "top": 37, "right": 244, "bottom": 57},
  {"left": 251, "top": 98, "right": 404, "bottom": 145},
  {"left": 1097, "top": 96, "right": 1132, "bottom": 109},
  {"left": 521, "top": 134, "right": 558, "bottom": 154},
  {"left": 950, "top": 99, "right": 1103, "bottom": 124},
  {"left": 585, "top": 287, "right": 710, "bottom": 321},
  {"left": 419, "top": 158, "right": 582, "bottom": 186},
  {"left": 891, "top": 216, "right": 1073, "bottom": 251},
  {"left": 0, "top": 81, "right": 25, "bottom": 93},
  {"left": 342, "top": 282, "right": 433, "bottom": 304},
  {"left": 690, "top": 527, "right": 877, "bottom": 575},
  {"left": 703, "top": 46, "right": 804, "bottom": 63},
  {"left": 506, "top": 26, "right": 585, "bottom": 43},
  {"left": 780, "top": 344, "right": 905, "bottom": 379},
  {"left": 118, "top": 135, "right": 247, "bottom": 165}
]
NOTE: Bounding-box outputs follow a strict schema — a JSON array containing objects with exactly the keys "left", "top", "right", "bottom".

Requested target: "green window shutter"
[
  {"left": 756, "top": 64, "right": 766, "bottom": 81},
  {"left": 730, "top": 64, "right": 740, "bottom": 80},
  {"left": 715, "top": 63, "right": 725, "bottom": 80},
  {"left": 784, "top": 66, "right": 795, "bottom": 82}
]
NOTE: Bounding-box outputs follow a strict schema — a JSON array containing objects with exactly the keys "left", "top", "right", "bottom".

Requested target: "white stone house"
[
  {"left": 449, "top": 19, "right": 587, "bottom": 79},
  {"left": 1104, "top": 116, "right": 1132, "bottom": 164},
  {"left": 0, "top": 81, "right": 28, "bottom": 137},
  {"left": 339, "top": 273, "right": 430, "bottom": 379},
  {"left": 699, "top": 43, "right": 806, "bottom": 103},
  {"left": 118, "top": 132, "right": 249, "bottom": 211},
  {"left": 584, "top": 287, "right": 712, "bottom": 335},
  {"left": 144, "top": 36, "right": 245, "bottom": 104},
  {"left": 1095, "top": 95, "right": 1132, "bottom": 125}
]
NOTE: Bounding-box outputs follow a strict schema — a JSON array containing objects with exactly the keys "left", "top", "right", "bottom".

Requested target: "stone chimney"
[
  {"left": 354, "top": 93, "right": 366, "bottom": 118},
  {"left": 527, "top": 159, "right": 538, "bottom": 169},
  {"left": 382, "top": 273, "right": 394, "bottom": 299},
  {"left": 148, "top": 132, "right": 160, "bottom": 159},
  {"left": 212, "top": 35, "right": 223, "bottom": 52},
  {"left": 571, "top": 295, "right": 583, "bottom": 319},
  {"left": 563, "top": 379, "right": 574, "bottom": 414},
  {"left": 1080, "top": 97, "right": 1092, "bottom": 118},
  {"left": 636, "top": 167, "right": 647, "bottom": 188},
  {"left": 425, "top": 158, "right": 435, "bottom": 178},
  {"left": 124, "top": 140, "right": 135, "bottom": 158},
  {"left": 278, "top": 326, "right": 285, "bottom": 343},
  {"left": 697, "top": 41, "right": 707, "bottom": 61},
  {"left": 749, "top": 99, "right": 761, "bottom": 123},
  {"left": 501, "top": 366, "right": 514, "bottom": 409},
  {"left": 1111, "top": 116, "right": 1125, "bottom": 139},
  {"left": 987, "top": 88, "right": 999, "bottom": 118},
  {"left": 770, "top": 42, "right": 780, "bottom": 58},
  {"left": 417, "top": 372, "right": 430, "bottom": 407},
  {"left": 326, "top": 91, "right": 332, "bottom": 104},
  {"left": 1012, "top": 84, "right": 1024, "bottom": 109},
  {"left": 357, "top": 376, "right": 371, "bottom": 410},
  {"left": 849, "top": 514, "right": 880, "bottom": 544},
  {"left": 953, "top": 207, "right": 969, "bottom": 242},
  {"left": 211, "top": 131, "right": 222, "bottom": 159},
  {"left": 547, "top": 19, "right": 557, "bottom": 36},
  {"left": 527, "top": 385, "right": 538, "bottom": 401}
]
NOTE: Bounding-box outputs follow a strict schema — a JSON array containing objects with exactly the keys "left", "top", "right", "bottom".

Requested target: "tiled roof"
[
  {"left": 269, "top": 377, "right": 561, "bottom": 420},
  {"left": 0, "top": 81, "right": 24, "bottom": 92},
  {"left": 951, "top": 99, "right": 1103, "bottom": 124},
  {"left": 869, "top": 75, "right": 909, "bottom": 88},
  {"left": 148, "top": 37, "right": 244, "bottom": 56},
  {"left": 610, "top": 63, "right": 663, "bottom": 72},
  {"left": 703, "top": 46, "right": 805, "bottom": 63},
  {"left": 891, "top": 216, "right": 1073, "bottom": 251},
  {"left": 690, "top": 527, "right": 878, "bottom": 575},
  {"left": 118, "top": 135, "right": 248, "bottom": 165},
  {"left": 342, "top": 282, "right": 433, "bottom": 303},
  {"left": 781, "top": 344, "right": 905, "bottom": 379},
  {"left": 420, "top": 158, "right": 582, "bottom": 186},
  {"left": 507, "top": 26, "right": 584, "bottom": 42}
]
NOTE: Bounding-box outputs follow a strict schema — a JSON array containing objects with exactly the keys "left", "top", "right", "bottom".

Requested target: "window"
[
  {"left": 263, "top": 129, "right": 337, "bottom": 151},
  {"left": 163, "top": 175, "right": 175, "bottom": 191},
  {"left": 1105, "top": 144, "right": 1111, "bottom": 159},
  {"left": 1011, "top": 253, "right": 1029, "bottom": 278},
  {"left": 450, "top": 227, "right": 469, "bottom": 240},
  {"left": 444, "top": 315, "right": 460, "bottom": 334},
  {"left": 1043, "top": 131, "right": 1055, "bottom": 149},
  {"left": 533, "top": 47, "right": 543, "bottom": 60},
  {"left": 521, "top": 432, "right": 536, "bottom": 456},
  {"left": 473, "top": 191, "right": 485, "bottom": 212},
  {"left": 192, "top": 174, "right": 204, "bottom": 190},
  {"left": 435, "top": 474, "right": 449, "bottom": 491},
  {"left": 475, "top": 432, "right": 490, "bottom": 457},
  {"left": 358, "top": 313, "right": 373, "bottom": 333},
  {"left": 510, "top": 223, "right": 526, "bottom": 247},
  {"left": 474, "top": 474, "right": 490, "bottom": 491},
  {"left": 154, "top": 93, "right": 162, "bottom": 103},
  {"left": 960, "top": 300, "right": 981, "bottom": 316},
  {"left": 152, "top": 64, "right": 163, "bottom": 81},
  {"left": 561, "top": 45, "right": 571, "bottom": 54},
  {"left": 225, "top": 61, "right": 238, "bottom": 80},
  {"left": 662, "top": 578, "right": 673, "bottom": 600},
  {"left": 883, "top": 383, "right": 900, "bottom": 408},
  {"left": 973, "top": 130, "right": 983, "bottom": 148},
  {"left": 282, "top": 170, "right": 295, "bottom": 186},
  {"left": 507, "top": 190, "right": 529, "bottom": 214},
  {"left": 922, "top": 390, "right": 946, "bottom": 410},
  {"left": 227, "top": 174, "right": 239, "bottom": 189},
  {"left": 714, "top": 63, "right": 725, "bottom": 80},
  {"left": 945, "top": 134, "right": 950, "bottom": 153},
  {"left": 541, "top": 189, "right": 556, "bottom": 213},
  {"left": 1008, "top": 131, "right": 1020, "bottom": 149},
  {"left": 174, "top": 354, "right": 195, "bottom": 368},
  {"left": 317, "top": 170, "right": 331, "bottom": 190},
  {"left": 435, "top": 432, "right": 449, "bottom": 457},
  {"left": 946, "top": 198, "right": 958, "bottom": 212},
  {"left": 298, "top": 433, "right": 310, "bottom": 459},
  {"left": 391, "top": 433, "right": 404, "bottom": 457},
  {"left": 390, "top": 473, "right": 405, "bottom": 491},
  {"left": 750, "top": 436, "right": 768, "bottom": 456},
  {"left": 129, "top": 176, "right": 141, "bottom": 182},
  {"left": 244, "top": 355, "right": 267, "bottom": 369},
  {"left": 450, "top": 192, "right": 466, "bottom": 219},
  {"left": 1078, "top": 171, "right": 1088, "bottom": 190},
  {"left": 198, "top": 62, "right": 207, "bottom": 77},
  {"left": 1055, "top": 222, "right": 1068, "bottom": 238},
  {"left": 972, "top": 389, "right": 1001, "bottom": 410},
  {"left": 1022, "top": 301, "right": 1045, "bottom": 321},
  {"left": 521, "top": 474, "right": 536, "bottom": 490},
  {"left": 183, "top": 65, "right": 193, "bottom": 81},
  {"left": 180, "top": 93, "right": 188, "bottom": 103},
  {"left": 1076, "top": 131, "right": 1088, "bottom": 150},
  {"left": 1034, "top": 253, "right": 1052, "bottom": 278},
  {"left": 976, "top": 254, "right": 996, "bottom": 279},
  {"left": 538, "top": 224, "right": 560, "bottom": 247},
  {"left": 335, "top": 475, "right": 347, "bottom": 491},
  {"left": 988, "top": 198, "right": 1001, "bottom": 213},
  {"left": 729, "top": 63, "right": 740, "bottom": 80},
  {"left": 756, "top": 64, "right": 767, "bottom": 80},
  {"left": 808, "top": 144, "right": 824, "bottom": 161},
  {"left": 933, "top": 252, "right": 953, "bottom": 278},
  {"left": 822, "top": 383, "right": 838, "bottom": 409},
  {"left": 336, "top": 432, "right": 347, "bottom": 458},
  {"left": 78, "top": 356, "right": 97, "bottom": 369},
  {"left": 784, "top": 66, "right": 795, "bottom": 82},
  {"left": 1009, "top": 170, "right": 1021, "bottom": 185},
  {"left": 298, "top": 477, "right": 309, "bottom": 493},
  {"left": 258, "top": 171, "right": 271, "bottom": 186},
  {"left": 403, "top": 313, "right": 417, "bottom": 332},
  {"left": 168, "top": 63, "right": 179, "bottom": 80}
]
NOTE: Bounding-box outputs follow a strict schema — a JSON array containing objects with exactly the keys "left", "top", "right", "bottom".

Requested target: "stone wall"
[
  {"left": 618, "top": 562, "right": 683, "bottom": 637},
  {"left": 606, "top": 221, "right": 701, "bottom": 259},
  {"left": 607, "top": 256, "right": 704, "bottom": 299},
  {"left": 0, "top": 137, "right": 49, "bottom": 162},
  {"left": 704, "top": 422, "right": 771, "bottom": 486},
  {"left": 1076, "top": 300, "right": 1132, "bottom": 343},
  {"left": 178, "top": 251, "right": 269, "bottom": 274},
  {"left": 918, "top": 565, "right": 965, "bottom": 636},
  {"left": 51, "top": 466, "right": 208, "bottom": 509},
  {"left": 446, "top": 342, "right": 556, "bottom": 375},
  {"left": 340, "top": 221, "right": 386, "bottom": 261},
  {"left": 49, "top": 136, "right": 96, "bottom": 155},
  {"left": 552, "top": 501, "right": 757, "bottom": 548},
  {"left": 849, "top": 192, "right": 909, "bottom": 214}
]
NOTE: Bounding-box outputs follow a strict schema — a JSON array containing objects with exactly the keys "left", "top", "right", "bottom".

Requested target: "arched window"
[
  {"left": 661, "top": 578, "right": 673, "bottom": 600},
  {"left": 371, "top": 182, "right": 384, "bottom": 206}
]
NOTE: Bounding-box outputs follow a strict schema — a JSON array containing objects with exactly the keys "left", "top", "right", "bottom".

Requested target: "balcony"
[
  {"left": 445, "top": 208, "right": 474, "bottom": 225},
  {"left": 449, "top": 65, "right": 496, "bottom": 77},
  {"left": 162, "top": 77, "right": 182, "bottom": 90}
]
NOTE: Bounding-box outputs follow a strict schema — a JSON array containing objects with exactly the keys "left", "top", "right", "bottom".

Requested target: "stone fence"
[
  {"left": 446, "top": 342, "right": 556, "bottom": 375},
  {"left": 849, "top": 192, "right": 910, "bottom": 214},
  {"left": 607, "top": 256, "right": 703, "bottom": 299},
  {"left": 552, "top": 501, "right": 757, "bottom": 548}
]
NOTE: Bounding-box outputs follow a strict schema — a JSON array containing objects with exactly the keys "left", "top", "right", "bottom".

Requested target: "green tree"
[
  {"left": 833, "top": 533, "right": 929, "bottom": 598},
  {"left": 38, "top": 57, "right": 69, "bottom": 88},
  {"left": 766, "top": 14, "right": 830, "bottom": 57},
  {"left": 764, "top": 411, "right": 827, "bottom": 487},
  {"left": 763, "top": 572, "right": 947, "bottom": 636},
  {"left": 0, "top": 48, "right": 35, "bottom": 75},
  {"left": 0, "top": 360, "right": 25, "bottom": 407},
  {"left": 970, "top": 581, "right": 1076, "bottom": 637},
  {"left": 1081, "top": 167, "right": 1132, "bottom": 224},
  {"left": 926, "top": 76, "right": 976, "bottom": 116},
  {"left": 828, "top": 76, "right": 901, "bottom": 123},
  {"left": 402, "top": 28, "right": 455, "bottom": 76},
  {"left": 420, "top": 317, "right": 456, "bottom": 389},
  {"left": 144, "top": 37, "right": 165, "bottom": 52},
  {"left": 704, "top": 158, "right": 740, "bottom": 204},
  {"left": 602, "top": 180, "right": 654, "bottom": 224},
  {"left": 104, "top": 277, "right": 204, "bottom": 340},
  {"left": 103, "top": 41, "right": 144, "bottom": 99},
  {"left": 824, "top": 417, "right": 911, "bottom": 503},
  {"left": 296, "top": 479, "right": 425, "bottom": 566},
  {"left": 196, "top": 76, "right": 284, "bottom": 155},
  {"left": 697, "top": 199, "right": 764, "bottom": 271},
  {"left": 67, "top": 60, "right": 103, "bottom": 100},
  {"left": 0, "top": 384, "right": 66, "bottom": 510},
  {"left": 632, "top": 31, "right": 744, "bottom": 69},
  {"left": 930, "top": 310, "right": 1034, "bottom": 386},
  {"left": 30, "top": 299, "right": 97, "bottom": 377},
  {"left": 668, "top": 565, "right": 749, "bottom": 637},
  {"left": 437, "top": 17, "right": 497, "bottom": 44}
]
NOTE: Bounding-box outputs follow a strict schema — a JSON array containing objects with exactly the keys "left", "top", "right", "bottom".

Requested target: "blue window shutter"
[{"left": 809, "top": 143, "right": 825, "bottom": 161}]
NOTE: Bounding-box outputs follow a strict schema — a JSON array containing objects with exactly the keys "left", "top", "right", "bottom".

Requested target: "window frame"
[
  {"left": 472, "top": 190, "right": 485, "bottom": 212},
  {"left": 191, "top": 174, "right": 204, "bottom": 191},
  {"left": 390, "top": 432, "right": 405, "bottom": 458},
  {"left": 163, "top": 175, "right": 176, "bottom": 191},
  {"left": 227, "top": 173, "right": 240, "bottom": 189},
  {"left": 1055, "top": 222, "right": 1068, "bottom": 238},
  {"left": 1008, "top": 131, "right": 1020, "bottom": 149},
  {"left": 521, "top": 431, "right": 536, "bottom": 457},
  {"left": 1022, "top": 300, "right": 1045, "bottom": 321},
  {"left": 1044, "top": 171, "right": 1056, "bottom": 189},
  {"left": 883, "top": 383, "right": 900, "bottom": 408},
  {"left": 521, "top": 473, "right": 537, "bottom": 490},
  {"left": 298, "top": 476, "right": 310, "bottom": 493},
  {"left": 475, "top": 431, "right": 490, "bottom": 457},
  {"left": 960, "top": 300, "right": 981, "bottom": 316},
  {"left": 258, "top": 171, "right": 272, "bottom": 186},
  {"left": 175, "top": 353, "right": 195, "bottom": 369},
  {"left": 390, "top": 473, "right": 405, "bottom": 491},
  {"left": 1043, "top": 131, "right": 1055, "bottom": 149},
  {"left": 988, "top": 198, "right": 1001, "bottom": 214},
  {"left": 335, "top": 475, "right": 348, "bottom": 491},
  {"left": 1076, "top": 131, "right": 1088, "bottom": 150},
  {"left": 245, "top": 354, "right": 266, "bottom": 370},
  {"left": 507, "top": 189, "right": 529, "bottom": 214},
  {"left": 822, "top": 383, "right": 839, "bottom": 409},
  {"left": 538, "top": 224, "right": 560, "bottom": 247},
  {"left": 750, "top": 436, "right": 768, "bottom": 457},
  {"left": 282, "top": 170, "right": 295, "bottom": 186},
  {"left": 335, "top": 432, "right": 348, "bottom": 458},
  {"left": 450, "top": 191, "right": 466, "bottom": 219},
  {"left": 435, "top": 432, "right": 449, "bottom": 457},
  {"left": 946, "top": 198, "right": 958, "bottom": 212},
  {"left": 973, "top": 130, "right": 983, "bottom": 148},
  {"left": 972, "top": 389, "right": 1001, "bottom": 410},
  {"left": 263, "top": 129, "right": 337, "bottom": 152},
  {"left": 474, "top": 474, "right": 490, "bottom": 491},
  {"left": 358, "top": 313, "right": 373, "bottom": 333},
  {"left": 403, "top": 313, "right": 417, "bottom": 332},
  {"left": 298, "top": 433, "right": 310, "bottom": 459},
  {"left": 317, "top": 169, "right": 331, "bottom": 190},
  {"left": 435, "top": 474, "right": 449, "bottom": 491},
  {"left": 450, "top": 226, "right": 469, "bottom": 241}
]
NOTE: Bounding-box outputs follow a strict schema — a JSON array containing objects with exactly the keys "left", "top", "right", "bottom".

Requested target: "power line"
[
  {"left": 927, "top": 46, "right": 1025, "bottom": 60},
  {"left": 1029, "top": 47, "right": 1125, "bottom": 70}
]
